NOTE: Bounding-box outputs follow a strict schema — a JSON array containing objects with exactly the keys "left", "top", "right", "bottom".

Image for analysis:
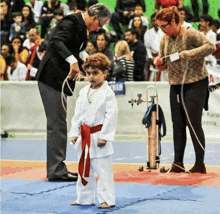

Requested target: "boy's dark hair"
[
  {"left": 5, "top": 55, "right": 16, "bottom": 66},
  {"left": 218, "top": 9, "right": 220, "bottom": 18},
  {"left": 201, "top": 14, "right": 214, "bottom": 26},
  {"left": 12, "top": 12, "right": 22, "bottom": 18}
]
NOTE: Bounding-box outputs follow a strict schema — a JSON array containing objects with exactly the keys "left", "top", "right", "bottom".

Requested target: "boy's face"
[
  {"left": 85, "top": 67, "right": 107, "bottom": 89},
  {"left": 135, "top": 6, "right": 143, "bottom": 16},
  {"left": 14, "top": 15, "right": 22, "bottom": 23}
]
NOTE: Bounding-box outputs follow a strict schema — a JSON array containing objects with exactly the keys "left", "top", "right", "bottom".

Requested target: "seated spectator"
[
  {"left": 1, "top": 44, "right": 10, "bottom": 59},
  {"left": 125, "top": 29, "right": 146, "bottom": 81},
  {"left": 45, "top": 9, "right": 63, "bottom": 40},
  {"left": 10, "top": 12, "right": 26, "bottom": 41},
  {"left": 144, "top": 13, "right": 165, "bottom": 81},
  {"left": 40, "top": 0, "right": 69, "bottom": 38},
  {"left": 155, "top": 0, "right": 183, "bottom": 13},
  {"left": 0, "top": 55, "right": 6, "bottom": 81},
  {"left": 22, "top": 5, "right": 36, "bottom": 33},
  {"left": 110, "top": 0, "right": 146, "bottom": 40},
  {"left": 1, "top": 44, "right": 11, "bottom": 80},
  {"left": 114, "top": 40, "right": 134, "bottom": 81},
  {"left": 86, "top": 40, "right": 96, "bottom": 55},
  {"left": 128, "top": 4, "right": 148, "bottom": 29},
  {"left": 178, "top": 7, "right": 193, "bottom": 28},
  {"left": 91, "top": 33, "right": 114, "bottom": 75},
  {"left": 200, "top": 14, "right": 217, "bottom": 66},
  {"left": 27, "top": 40, "right": 47, "bottom": 80},
  {"left": 5, "top": 55, "right": 28, "bottom": 81},
  {"left": 10, "top": 36, "right": 29, "bottom": 64},
  {"left": 23, "top": 28, "right": 37, "bottom": 50},
  {"left": 26, "top": 0, "right": 43, "bottom": 24},
  {"left": 1, "top": 0, "right": 13, "bottom": 45},
  {"left": 131, "top": 15, "right": 147, "bottom": 43}
]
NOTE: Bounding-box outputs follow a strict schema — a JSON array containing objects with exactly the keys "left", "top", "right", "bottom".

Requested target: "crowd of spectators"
[{"left": 1, "top": 0, "right": 220, "bottom": 82}]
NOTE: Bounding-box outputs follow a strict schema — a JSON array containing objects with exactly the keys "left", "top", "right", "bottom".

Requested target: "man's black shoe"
[
  {"left": 48, "top": 173, "right": 78, "bottom": 182},
  {"left": 68, "top": 171, "right": 78, "bottom": 177}
]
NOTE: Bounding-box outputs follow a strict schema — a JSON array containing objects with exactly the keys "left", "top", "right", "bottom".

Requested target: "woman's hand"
[
  {"left": 97, "top": 139, "right": 107, "bottom": 148},
  {"left": 153, "top": 56, "right": 166, "bottom": 71},
  {"left": 153, "top": 56, "right": 163, "bottom": 66}
]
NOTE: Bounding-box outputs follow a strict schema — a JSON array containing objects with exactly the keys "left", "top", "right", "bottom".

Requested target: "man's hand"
[
  {"left": 97, "top": 139, "right": 107, "bottom": 148},
  {"left": 68, "top": 63, "right": 80, "bottom": 80}
]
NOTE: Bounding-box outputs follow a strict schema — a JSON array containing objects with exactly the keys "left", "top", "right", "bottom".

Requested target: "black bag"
[{"left": 112, "top": 58, "right": 126, "bottom": 81}]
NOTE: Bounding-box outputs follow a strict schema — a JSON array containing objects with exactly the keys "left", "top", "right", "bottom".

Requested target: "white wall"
[{"left": 1, "top": 81, "right": 220, "bottom": 143}]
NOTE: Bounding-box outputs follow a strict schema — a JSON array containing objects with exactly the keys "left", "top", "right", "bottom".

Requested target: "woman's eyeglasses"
[{"left": 158, "top": 22, "right": 170, "bottom": 30}]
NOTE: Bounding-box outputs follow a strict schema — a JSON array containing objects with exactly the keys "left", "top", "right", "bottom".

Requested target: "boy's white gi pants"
[{"left": 76, "top": 155, "right": 115, "bottom": 206}]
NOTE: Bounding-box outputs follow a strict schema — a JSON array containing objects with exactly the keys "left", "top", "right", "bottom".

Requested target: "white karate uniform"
[
  {"left": 7, "top": 61, "right": 27, "bottom": 81},
  {"left": 69, "top": 81, "right": 118, "bottom": 206}
]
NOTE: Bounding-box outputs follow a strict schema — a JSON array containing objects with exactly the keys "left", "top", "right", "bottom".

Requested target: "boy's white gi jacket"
[{"left": 69, "top": 81, "right": 118, "bottom": 159}]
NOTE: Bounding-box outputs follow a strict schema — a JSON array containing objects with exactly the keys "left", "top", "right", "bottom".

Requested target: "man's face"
[
  {"left": 0, "top": 2, "right": 8, "bottom": 16},
  {"left": 29, "top": 29, "right": 38, "bottom": 42},
  {"left": 87, "top": 16, "right": 109, "bottom": 32},
  {"left": 125, "top": 31, "right": 134, "bottom": 43},
  {"left": 1, "top": 45, "right": 9, "bottom": 58}
]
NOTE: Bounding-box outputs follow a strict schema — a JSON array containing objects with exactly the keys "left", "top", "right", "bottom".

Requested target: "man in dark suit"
[{"left": 35, "top": 3, "right": 111, "bottom": 181}]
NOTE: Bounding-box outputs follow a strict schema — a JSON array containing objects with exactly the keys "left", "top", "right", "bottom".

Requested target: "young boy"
[
  {"left": 128, "top": 4, "right": 148, "bottom": 29},
  {"left": 69, "top": 53, "right": 118, "bottom": 209},
  {"left": 9, "top": 12, "right": 26, "bottom": 41},
  {"left": 5, "top": 55, "right": 27, "bottom": 81}
]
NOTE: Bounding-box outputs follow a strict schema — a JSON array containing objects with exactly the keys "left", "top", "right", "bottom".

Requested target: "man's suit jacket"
[{"left": 36, "top": 13, "right": 87, "bottom": 95}]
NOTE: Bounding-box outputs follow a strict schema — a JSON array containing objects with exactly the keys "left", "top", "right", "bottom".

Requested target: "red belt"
[{"left": 78, "top": 124, "right": 102, "bottom": 186}]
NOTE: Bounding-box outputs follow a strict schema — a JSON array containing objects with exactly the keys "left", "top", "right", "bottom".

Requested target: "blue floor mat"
[
  {"left": 1, "top": 179, "right": 220, "bottom": 214},
  {"left": 1, "top": 139, "right": 220, "bottom": 165}
]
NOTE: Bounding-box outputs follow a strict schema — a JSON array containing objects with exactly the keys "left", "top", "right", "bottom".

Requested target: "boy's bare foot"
[
  {"left": 98, "top": 202, "right": 115, "bottom": 209},
  {"left": 70, "top": 201, "right": 79, "bottom": 206}
]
